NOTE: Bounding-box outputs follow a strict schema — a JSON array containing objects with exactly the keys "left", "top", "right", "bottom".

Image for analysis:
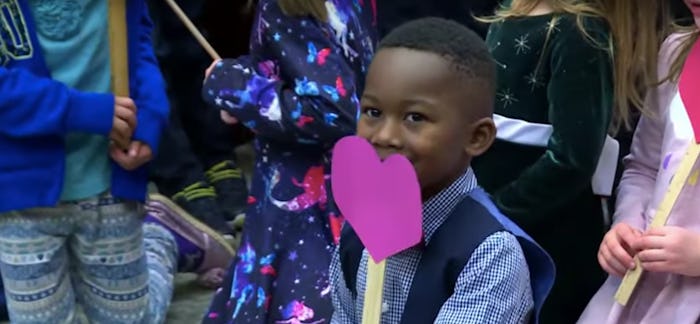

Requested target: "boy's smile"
[{"left": 357, "top": 48, "right": 495, "bottom": 200}]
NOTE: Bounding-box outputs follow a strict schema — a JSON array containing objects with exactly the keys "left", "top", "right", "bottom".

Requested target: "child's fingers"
[
  {"left": 631, "top": 235, "right": 666, "bottom": 251},
  {"left": 114, "top": 96, "right": 137, "bottom": 111},
  {"left": 110, "top": 144, "right": 139, "bottom": 170},
  {"left": 115, "top": 105, "right": 137, "bottom": 130},
  {"left": 618, "top": 225, "right": 642, "bottom": 246},
  {"left": 109, "top": 131, "right": 130, "bottom": 150},
  {"left": 599, "top": 246, "right": 628, "bottom": 276},
  {"left": 111, "top": 116, "right": 132, "bottom": 140},
  {"left": 597, "top": 250, "right": 614, "bottom": 275},
  {"left": 637, "top": 249, "right": 667, "bottom": 263},
  {"left": 220, "top": 110, "right": 239, "bottom": 124},
  {"left": 606, "top": 239, "right": 635, "bottom": 269},
  {"left": 644, "top": 227, "right": 670, "bottom": 237},
  {"left": 611, "top": 244, "right": 634, "bottom": 268},
  {"left": 110, "top": 136, "right": 128, "bottom": 150},
  {"left": 128, "top": 141, "right": 141, "bottom": 157},
  {"left": 599, "top": 255, "right": 625, "bottom": 277},
  {"left": 205, "top": 60, "right": 222, "bottom": 80},
  {"left": 640, "top": 260, "right": 672, "bottom": 273},
  {"left": 136, "top": 145, "right": 153, "bottom": 166},
  {"left": 110, "top": 146, "right": 129, "bottom": 164}
]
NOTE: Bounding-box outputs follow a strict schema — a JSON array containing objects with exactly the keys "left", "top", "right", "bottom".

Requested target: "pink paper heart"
[
  {"left": 680, "top": 39, "right": 700, "bottom": 143},
  {"left": 331, "top": 136, "right": 423, "bottom": 262}
]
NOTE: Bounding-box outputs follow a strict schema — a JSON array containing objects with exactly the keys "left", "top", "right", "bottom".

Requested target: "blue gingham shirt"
[{"left": 330, "top": 169, "right": 533, "bottom": 323}]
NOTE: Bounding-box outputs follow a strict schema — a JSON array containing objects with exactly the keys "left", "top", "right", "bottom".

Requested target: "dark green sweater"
[
  {"left": 474, "top": 14, "right": 612, "bottom": 229},
  {"left": 472, "top": 13, "right": 613, "bottom": 323}
]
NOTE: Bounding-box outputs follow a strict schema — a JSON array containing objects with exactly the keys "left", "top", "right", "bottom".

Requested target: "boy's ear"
[{"left": 464, "top": 117, "right": 496, "bottom": 157}]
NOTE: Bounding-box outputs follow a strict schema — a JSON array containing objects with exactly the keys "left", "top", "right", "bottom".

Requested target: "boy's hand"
[
  {"left": 111, "top": 96, "right": 137, "bottom": 148},
  {"left": 632, "top": 226, "right": 700, "bottom": 277},
  {"left": 110, "top": 141, "right": 153, "bottom": 170},
  {"left": 598, "top": 222, "right": 642, "bottom": 277}
]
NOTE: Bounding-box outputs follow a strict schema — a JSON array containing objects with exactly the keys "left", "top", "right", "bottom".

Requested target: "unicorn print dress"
[{"left": 201, "top": 0, "right": 376, "bottom": 323}]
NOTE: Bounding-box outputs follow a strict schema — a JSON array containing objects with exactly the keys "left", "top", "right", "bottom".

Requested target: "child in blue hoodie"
[{"left": 0, "top": 1, "right": 227, "bottom": 323}]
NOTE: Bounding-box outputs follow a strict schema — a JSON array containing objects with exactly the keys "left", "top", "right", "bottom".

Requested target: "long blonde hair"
[
  {"left": 278, "top": 0, "right": 328, "bottom": 22},
  {"left": 600, "top": 1, "right": 672, "bottom": 130},
  {"left": 479, "top": 0, "right": 605, "bottom": 39}
]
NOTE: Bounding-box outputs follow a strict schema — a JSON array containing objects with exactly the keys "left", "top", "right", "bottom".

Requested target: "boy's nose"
[{"left": 370, "top": 121, "right": 403, "bottom": 156}]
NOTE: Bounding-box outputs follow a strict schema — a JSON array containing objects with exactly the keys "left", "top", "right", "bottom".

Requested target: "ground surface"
[{"left": 166, "top": 274, "right": 215, "bottom": 323}]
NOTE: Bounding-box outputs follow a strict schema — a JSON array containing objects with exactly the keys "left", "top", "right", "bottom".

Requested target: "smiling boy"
[{"left": 330, "top": 18, "right": 555, "bottom": 323}]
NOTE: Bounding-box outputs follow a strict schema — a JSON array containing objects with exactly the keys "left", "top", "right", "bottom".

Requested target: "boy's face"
[{"left": 357, "top": 48, "right": 495, "bottom": 200}]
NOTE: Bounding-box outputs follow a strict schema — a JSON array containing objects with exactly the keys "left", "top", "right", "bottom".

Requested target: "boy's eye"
[
  {"left": 405, "top": 113, "right": 426, "bottom": 123},
  {"left": 363, "top": 108, "right": 381, "bottom": 118}
]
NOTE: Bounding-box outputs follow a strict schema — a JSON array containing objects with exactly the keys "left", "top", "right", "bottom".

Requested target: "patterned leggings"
[{"left": 0, "top": 195, "right": 177, "bottom": 324}]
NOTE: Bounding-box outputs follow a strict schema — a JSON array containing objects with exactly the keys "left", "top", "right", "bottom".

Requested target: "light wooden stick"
[
  {"left": 362, "top": 258, "right": 386, "bottom": 324},
  {"left": 615, "top": 141, "right": 700, "bottom": 305},
  {"left": 108, "top": 0, "right": 129, "bottom": 97},
  {"left": 108, "top": 0, "right": 130, "bottom": 149},
  {"left": 164, "top": 0, "right": 221, "bottom": 60}
]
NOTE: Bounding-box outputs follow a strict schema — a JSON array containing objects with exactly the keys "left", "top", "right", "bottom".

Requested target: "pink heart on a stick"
[
  {"left": 680, "top": 39, "right": 700, "bottom": 143},
  {"left": 331, "top": 136, "right": 423, "bottom": 262}
]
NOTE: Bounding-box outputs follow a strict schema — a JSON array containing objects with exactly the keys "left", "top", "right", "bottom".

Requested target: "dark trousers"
[{"left": 147, "top": 0, "right": 253, "bottom": 197}]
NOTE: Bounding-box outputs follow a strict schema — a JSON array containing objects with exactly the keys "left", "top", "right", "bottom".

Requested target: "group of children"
[{"left": 1, "top": 0, "right": 700, "bottom": 323}]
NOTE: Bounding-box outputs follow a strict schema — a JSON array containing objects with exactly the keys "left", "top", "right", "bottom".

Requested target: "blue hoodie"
[{"left": 0, "top": 0, "right": 169, "bottom": 212}]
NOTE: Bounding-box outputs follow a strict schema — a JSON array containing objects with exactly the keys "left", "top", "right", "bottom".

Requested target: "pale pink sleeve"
[{"left": 613, "top": 34, "right": 685, "bottom": 229}]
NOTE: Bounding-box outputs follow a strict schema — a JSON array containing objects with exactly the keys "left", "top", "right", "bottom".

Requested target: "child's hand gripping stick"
[
  {"left": 331, "top": 136, "right": 423, "bottom": 323},
  {"left": 615, "top": 38, "right": 700, "bottom": 306}
]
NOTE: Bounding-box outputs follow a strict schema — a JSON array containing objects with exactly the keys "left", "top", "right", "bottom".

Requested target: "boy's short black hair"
[{"left": 378, "top": 17, "right": 496, "bottom": 102}]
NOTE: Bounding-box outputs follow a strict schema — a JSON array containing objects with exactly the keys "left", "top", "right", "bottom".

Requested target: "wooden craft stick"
[
  {"left": 615, "top": 141, "right": 700, "bottom": 305},
  {"left": 108, "top": 0, "right": 129, "bottom": 97},
  {"left": 108, "top": 0, "right": 130, "bottom": 149},
  {"left": 362, "top": 258, "right": 386, "bottom": 324},
  {"left": 164, "top": 0, "right": 221, "bottom": 60}
]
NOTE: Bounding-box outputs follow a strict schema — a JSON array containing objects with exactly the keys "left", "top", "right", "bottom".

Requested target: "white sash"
[{"left": 493, "top": 114, "right": 619, "bottom": 197}]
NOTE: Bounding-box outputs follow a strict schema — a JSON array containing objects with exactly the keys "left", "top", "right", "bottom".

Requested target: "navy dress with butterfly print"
[{"left": 201, "top": 0, "right": 376, "bottom": 323}]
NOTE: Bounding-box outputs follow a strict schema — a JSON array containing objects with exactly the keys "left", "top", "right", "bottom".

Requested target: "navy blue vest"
[{"left": 340, "top": 189, "right": 555, "bottom": 324}]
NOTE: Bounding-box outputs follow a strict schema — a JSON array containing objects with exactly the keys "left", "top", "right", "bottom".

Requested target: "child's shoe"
[
  {"left": 146, "top": 194, "right": 236, "bottom": 288},
  {"left": 172, "top": 181, "right": 233, "bottom": 235},
  {"left": 206, "top": 160, "right": 249, "bottom": 221}
]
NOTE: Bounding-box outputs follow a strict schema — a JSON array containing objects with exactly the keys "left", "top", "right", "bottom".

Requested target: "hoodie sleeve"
[
  {"left": 202, "top": 4, "right": 361, "bottom": 146},
  {"left": 0, "top": 67, "right": 114, "bottom": 138},
  {"left": 129, "top": 4, "right": 169, "bottom": 154}
]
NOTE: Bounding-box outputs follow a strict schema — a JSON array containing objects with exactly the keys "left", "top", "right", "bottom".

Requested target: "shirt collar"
[{"left": 422, "top": 168, "right": 478, "bottom": 244}]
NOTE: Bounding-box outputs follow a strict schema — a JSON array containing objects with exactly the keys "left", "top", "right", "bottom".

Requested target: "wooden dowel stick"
[
  {"left": 362, "top": 258, "right": 386, "bottom": 324},
  {"left": 109, "top": 0, "right": 129, "bottom": 97},
  {"left": 108, "top": 0, "right": 130, "bottom": 149},
  {"left": 164, "top": 0, "right": 221, "bottom": 60}
]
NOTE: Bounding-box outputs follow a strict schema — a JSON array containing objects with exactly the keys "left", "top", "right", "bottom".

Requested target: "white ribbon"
[{"left": 493, "top": 114, "right": 619, "bottom": 197}]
